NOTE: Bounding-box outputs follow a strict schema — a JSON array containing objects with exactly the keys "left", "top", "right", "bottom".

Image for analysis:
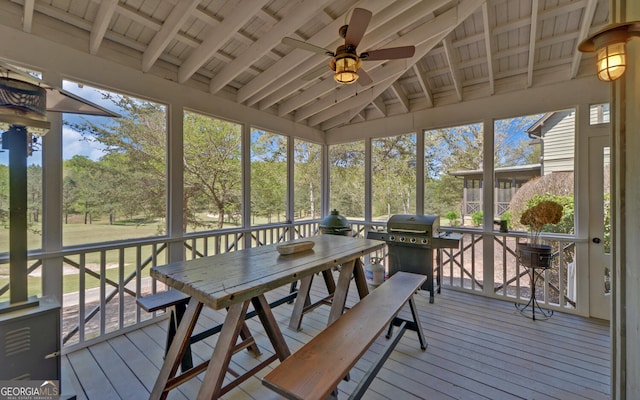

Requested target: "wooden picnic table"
[{"left": 148, "top": 234, "right": 385, "bottom": 400}]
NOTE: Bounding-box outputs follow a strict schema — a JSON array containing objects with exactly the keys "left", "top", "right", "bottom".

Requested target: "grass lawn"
[
  {"left": 0, "top": 220, "right": 162, "bottom": 302},
  {"left": 0, "top": 214, "right": 286, "bottom": 302}
]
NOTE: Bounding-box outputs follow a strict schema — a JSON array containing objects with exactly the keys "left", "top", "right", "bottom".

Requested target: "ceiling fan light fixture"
[{"left": 333, "top": 55, "right": 360, "bottom": 84}]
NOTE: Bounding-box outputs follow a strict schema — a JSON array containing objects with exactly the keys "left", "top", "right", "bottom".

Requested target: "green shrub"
[
  {"left": 471, "top": 211, "right": 483, "bottom": 226},
  {"left": 500, "top": 210, "right": 511, "bottom": 229},
  {"left": 525, "top": 194, "right": 574, "bottom": 235},
  {"left": 444, "top": 211, "right": 460, "bottom": 226}
]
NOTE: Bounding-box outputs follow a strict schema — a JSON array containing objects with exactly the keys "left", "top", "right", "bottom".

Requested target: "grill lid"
[
  {"left": 387, "top": 214, "right": 439, "bottom": 236},
  {"left": 319, "top": 209, "right": 351, "bottom": 235}
]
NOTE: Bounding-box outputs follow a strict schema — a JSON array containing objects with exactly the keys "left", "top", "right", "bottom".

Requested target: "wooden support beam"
[
  {"left": 142, "top": 0, "right": 200, "bottom": 72},
  {"left": 90, "top": 0, "right": 118, "bottom": 55},
  {"left": 526, "top": 0, "right": 539, "bottom": 88}
]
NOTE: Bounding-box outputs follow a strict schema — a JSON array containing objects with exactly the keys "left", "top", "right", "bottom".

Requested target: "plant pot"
[{"left": 516, "top": 243, "right": 553, "bottom": 268}]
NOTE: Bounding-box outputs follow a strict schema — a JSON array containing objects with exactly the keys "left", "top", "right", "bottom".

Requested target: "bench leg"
[
  {"left": 349, "top": 321, "right": 409, "bottom": 400},
  {"left": 386, "top": 296, "right": 427, "bottom": 350},
  {"left": 170, "top": 303, "right": 194, "bottom": 372},
  {"left": 408, "top": 296, "right": 427, "bottom": 350}
]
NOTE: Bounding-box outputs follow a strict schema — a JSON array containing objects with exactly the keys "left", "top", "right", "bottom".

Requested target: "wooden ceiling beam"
[
  {"left": 90, "top": 0, "right": 118, "bottom": 55},
  {"left": 208, "top": 0, "right": 327, "bottom": 94},
  {"left": 22, "top": 0, "right": 34, "bottom": 33},
  {"left": 412, "top": 64, "right": 433, "bottom": 107},
  {"left": 178, "top": 0, "right": 268, "bottom": 83},
  {"left": 371, "top": 96, "right": 387, "bottom": 116},
  {"left": 570, "top": 0, "right": 597, "bottom": 78},
  {"left": 142, "top": 0, "right": 200, "bottom": 72},
  {"left": 526, "top": 0, "right": 539, "bottom": 88},
  {"left": 390, "top": 81, "right": 410, "bottom": 112},
  {"left": 482, "top": 3, "right": 495, "bottom": 95},
  {"left": 443, "top": 36, "right": 463, "bottom": 101}
]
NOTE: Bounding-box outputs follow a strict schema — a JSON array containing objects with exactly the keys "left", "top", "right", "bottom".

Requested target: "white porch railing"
[
  {"left": 0, "top": 221, "right": 582, "bottom": 350},
  {"left": 438, "top": 227, "right": 580, "bottom": 311}
]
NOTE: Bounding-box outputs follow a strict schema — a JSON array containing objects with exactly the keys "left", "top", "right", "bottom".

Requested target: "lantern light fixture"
[
  {"left": 578, "top": 21, "right": 640, "bottom": 81},
  {"left": 331, "top": 53, "right": 362, "bottom": 84}
]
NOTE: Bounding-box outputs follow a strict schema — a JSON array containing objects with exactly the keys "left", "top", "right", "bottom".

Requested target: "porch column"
[
  {"left": 41, "top": 71, "right": 63, "bottom": 304},
  {"left": 482, "top": 118, "right": 495, "bottom": 295},
  {"left": 167, "top": 104, "right": 184, "bottom": 263},
  {"left": 611, "top": 0, "right": 640, "bottom": 398}
]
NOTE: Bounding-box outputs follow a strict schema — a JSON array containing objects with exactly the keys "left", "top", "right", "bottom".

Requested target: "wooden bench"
[
  {"left": 137, "top": 287, "right": 299, "bottom": 372},
  {"left": 136, "top": 290, "right": 193, "bottom": 371},
  {"left": 262, "top": 271, "right": 428, "bottom": 400}
]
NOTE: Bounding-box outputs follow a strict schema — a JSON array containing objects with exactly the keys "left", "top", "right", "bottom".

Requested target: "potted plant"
[{"left": 517, "top": 200, "right": 563, "bottom": 268}]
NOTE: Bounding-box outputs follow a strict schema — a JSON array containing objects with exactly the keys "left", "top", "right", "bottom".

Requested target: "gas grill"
[{"left": 367, "top": 214, "right": 462, "bottom": 303}]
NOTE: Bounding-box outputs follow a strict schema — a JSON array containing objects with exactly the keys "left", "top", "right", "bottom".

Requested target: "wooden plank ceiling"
[{"left": 2, "top": 0, "right": 609, "bottom": 132}]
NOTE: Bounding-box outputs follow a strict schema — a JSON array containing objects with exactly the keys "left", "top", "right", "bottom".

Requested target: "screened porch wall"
[{"left": 0, "top": 37, "right": 609, "bottom": 350}]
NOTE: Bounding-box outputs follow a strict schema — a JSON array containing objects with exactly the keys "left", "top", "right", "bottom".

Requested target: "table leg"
[
  {"left": 289, "top": 274, "right": 313, "bottom": 331},
  {"left": 352, "top": 257, "right": 370, "bottom": 300},
  {"left": 328, "top": 259, "right": 355, "bottom": 325},
  {"left": 321, "top": 268, "right": 337, "bottom": 294},
  {"left": 196, "top": 300, "right": 251, "bottom": 400},
  {"left": 251, "top": 295, "right": 291, "bottom": 360},
  {"left": 150, "top": 297, "right": 203, "bottom": 400},
  {"left": 239, "top": 321, "right": 261, "bottom": 356}
]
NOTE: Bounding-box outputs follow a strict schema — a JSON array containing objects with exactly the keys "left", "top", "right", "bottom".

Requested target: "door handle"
[{"left": 592, "top": 237, "right": 601, "bottom": 244}]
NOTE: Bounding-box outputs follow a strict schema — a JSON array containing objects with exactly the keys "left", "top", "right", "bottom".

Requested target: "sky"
[{"left": 0, "top": 80, "right": 121, "bottom": 166}]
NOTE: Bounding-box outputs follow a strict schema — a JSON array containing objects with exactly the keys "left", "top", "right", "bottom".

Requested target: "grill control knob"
[
  {"left": 389, "top": 235, "right": 395, "bottom": 241},
  {"left": 410, "top": 237, "right": 416, "bottom": 243},
  {"left": 399, "top": 236, "right": 405, "bottom": 242},
  {"left": 421, "top": 238, "right": 429, "bottom": 244}
]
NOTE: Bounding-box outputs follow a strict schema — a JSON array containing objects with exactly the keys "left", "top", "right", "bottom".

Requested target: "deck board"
[{"left": 62, "top": 276, "right": 610, "bottom": 400}]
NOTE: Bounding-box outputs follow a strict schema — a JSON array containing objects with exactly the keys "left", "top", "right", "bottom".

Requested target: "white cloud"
[{"left": 62, "top": 126, "right": 107, "bottom": 161}]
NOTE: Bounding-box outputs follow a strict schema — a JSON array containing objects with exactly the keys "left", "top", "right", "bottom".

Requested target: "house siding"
[{"left": 541, "top": 109, "right": 575, "bottom": 174}]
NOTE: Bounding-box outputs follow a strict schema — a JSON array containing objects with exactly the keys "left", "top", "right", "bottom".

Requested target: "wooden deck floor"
[{"left": 61, "top": 277, "right": 610, "bottom": 400}]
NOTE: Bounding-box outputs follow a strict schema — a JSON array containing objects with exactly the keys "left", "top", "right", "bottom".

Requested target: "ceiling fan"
[{"left": 282, "top": 8, "right": 415, "bottom": 85}]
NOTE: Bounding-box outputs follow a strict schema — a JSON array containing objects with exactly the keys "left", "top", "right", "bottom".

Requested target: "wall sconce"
[{"left": 578, "top": 21, "right": 640, "bottom": 81}]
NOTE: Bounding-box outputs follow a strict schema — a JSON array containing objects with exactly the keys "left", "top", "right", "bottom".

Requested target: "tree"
[
  {"left": 294, "top": 141, "right": 321, "bottom": 220},
  {"left": 372, "top": 134, "right": 416, "bottom": 219},
  {"left": 329, "top": 141, "right": 365, "bottom": 219},
  {"left": 26, "top": 164, "right": 42, "bottom": 225},
  {"left": 423, "top": 117, "right": 541, "bottom": 222},
  {"left": 183, "top": 112, "right": 242, "bottom": 230},
  {"left": 66, "top": 94, "right": 167, "bottom": 229},
  {"left": 251, "top": 130, "right": 287, "bottom": 224},
  {"left": 64, "top": 156, "right": 105, "bottom": 224}
]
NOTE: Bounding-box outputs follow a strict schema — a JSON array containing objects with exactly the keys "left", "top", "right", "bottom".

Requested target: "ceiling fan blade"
[
  {"left": 281, "top": 37, "right": 334, "bottom": 56},
  {"left": 344, "top": 8, "right": 372, "bottom": 47},
  {"left": 357, "top": 68, "right": 373, "bottom": 86},
  {"left": 361, "top": 46, "right": 416, "bottom": 61}
]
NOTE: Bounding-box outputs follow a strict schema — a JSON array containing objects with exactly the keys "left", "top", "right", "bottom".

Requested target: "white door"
[{"left": 588, "top": 135, "right": 611, "bottom": 320}]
